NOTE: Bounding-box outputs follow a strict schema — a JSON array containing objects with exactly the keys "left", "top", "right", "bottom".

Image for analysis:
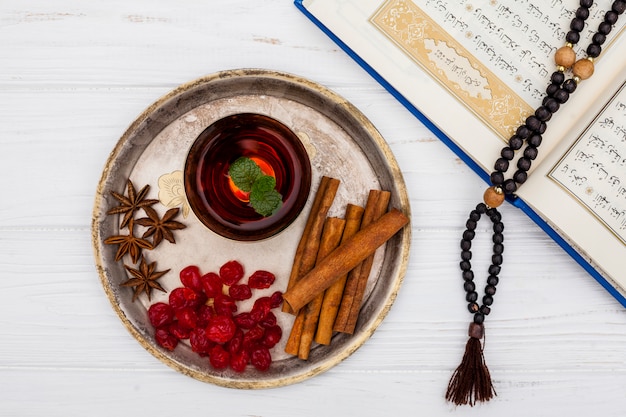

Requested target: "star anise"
[
  {"left": 104, "top": 218, "right": 154, "bottom": 263},
  {"left": 120, "top": 256, "right": 169, "bottom": 302},
  {"left": 135, "top": 206, "right": 186, "bottom": 247},
  {"left": 107, "top": 180, "right": 159, "bottom": 229}
]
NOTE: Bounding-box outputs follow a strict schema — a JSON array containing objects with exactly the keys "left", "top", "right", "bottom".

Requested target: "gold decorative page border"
[{"left": 370, "top": 0, "right": 532, "bottom": 141}]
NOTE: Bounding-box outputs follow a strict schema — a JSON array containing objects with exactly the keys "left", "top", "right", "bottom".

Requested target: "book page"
[
  {"left": 517, "top": 80, "right": 626, "bottom": 291},
  {"left": 303, "top": 0, "right": 624, "bottom": 175}
]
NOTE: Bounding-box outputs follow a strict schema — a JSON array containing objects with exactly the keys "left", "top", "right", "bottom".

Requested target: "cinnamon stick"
[
  {"left": 282, "top": 207, "right": 408, "bottom": 314},
  {"left": 282, "top": 176, "right": 340, "bottom": 313},
  {"left": 314, "top": 204, "right": 364, "bottom": 345},
  {"left": 297, "top": 217, "right": 346, "bottom": 360},
  {"left": 334, "top": 190, "right": 391, "bottom": 334}
]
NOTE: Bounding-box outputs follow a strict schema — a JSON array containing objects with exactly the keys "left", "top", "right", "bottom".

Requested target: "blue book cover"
[{"left": 295, "top": 0, "right": 626, "bottom": 307}]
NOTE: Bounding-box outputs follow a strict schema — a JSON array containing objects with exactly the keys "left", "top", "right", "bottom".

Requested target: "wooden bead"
[
  {"left": 483, "top": 186, "right": 505, "bottom": 208},
  {"left": 555, "top": 45, "right": 576, "bottom": 68},
  {"left": 573, "top": 58, "right": 594, "bottom": 80}
]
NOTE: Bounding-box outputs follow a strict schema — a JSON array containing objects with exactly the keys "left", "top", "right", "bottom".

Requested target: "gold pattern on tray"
[
  {"left": 158, "top": 170, "right": 191, "bottom": 218},
  {"left": 370, "top": 0, "right": 533, "bottom": 140}
]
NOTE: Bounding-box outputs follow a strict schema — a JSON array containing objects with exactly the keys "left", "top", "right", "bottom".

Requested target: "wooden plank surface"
[{"left": 1, "top": 1, "right": 625, "bottom": 415}]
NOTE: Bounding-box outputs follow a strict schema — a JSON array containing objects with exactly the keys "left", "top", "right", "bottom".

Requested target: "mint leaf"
[
  {"left": 228, "top": 157, "right": 262, "bottom": 192},
  {"left": 250, "top": 175, "right": 283, "bottom": 217}
]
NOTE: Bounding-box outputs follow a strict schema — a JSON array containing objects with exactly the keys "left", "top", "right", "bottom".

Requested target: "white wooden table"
[{"left": 2, "top": 1, "right": 625, "bottom": 415}]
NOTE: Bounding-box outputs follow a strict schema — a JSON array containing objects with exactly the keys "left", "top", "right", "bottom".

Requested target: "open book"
[{"left": 295, "top": 0, "right": 626, "bottom": 307}]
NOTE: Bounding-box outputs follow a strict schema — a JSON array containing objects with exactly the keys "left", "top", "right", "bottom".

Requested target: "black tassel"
[{"left": 445, "top": 323, "right": 495, "bottom": 406}]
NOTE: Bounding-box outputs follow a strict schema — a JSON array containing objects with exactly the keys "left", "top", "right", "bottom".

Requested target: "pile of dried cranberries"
[{"left": 147, "top": 260, "right": 283, "bottom": 372}]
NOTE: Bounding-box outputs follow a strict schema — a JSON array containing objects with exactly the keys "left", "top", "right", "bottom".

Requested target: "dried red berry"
[
  {"left": 196, "top": 304, "right": 215, "bottom": 328},
  {"left": 230, "top": 350, "right": 249, "bottom": 373},
  {"left": 201, "top": 272, "right": 223, "bottom": 298},
  {"left": 175, "top": 307, "right": 198, "bottom": 330},
  {"left": 249, "top": 345, "right": 272, "bottom": 371},
  {"left": 155, "top": 327, "right": 178, "bottom": 351},
  {"left": 262, "top": 325, "right": 282, "bottom": 348},
  {"left": 169, "top": 287, "right": 205, "bottom": 311},
  {"left": 229, "top": 284, "right": 252, "bottom": 301},
  {"left": 233, "top": 312, "right": 257, "bottom": 330},
  {"left": 189, "top": 327, "right": 214, "bottom": 355},
  {"left": 180, "top": 265, "right": 203, "bottom": 292},
  {"left": 214, "top": 294, "right": 237, "bottom": 317},
  {"left": 219, "top": 260, "right": 244, "bottom": 286},
  {"left": 148, "top": 302, "right": 174, "bottom": 328},
  {"left": 243, "top": 326, "right": 265, "bottom": 350},
  {"left": 259, "top": 311, "right": 277, "bottom": 328},
  {"left": 269, "top": 291, "right": 283, "bottom": 309},
  {"left": 248, "top": 270, "right": 275, "bottom": 289},
  {"left": 250, "top": 296, "right": 272, "bottom": 322},
  {"left": 206, "top": 315, "right": 236, "bottom": 344},
  {"left": 169, "top": 321, "right": 191, "bottom": 340},
  {"left": 226, "top": 328, "right": 244, "bottom": 355},
  {"left": 209, "top": 344, "right": 230, "bottom": 370}
]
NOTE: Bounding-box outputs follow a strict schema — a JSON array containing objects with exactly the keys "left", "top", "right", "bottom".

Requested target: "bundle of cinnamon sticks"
[{"left": 282, "top": 176, "right": 409, "bottom": 360}]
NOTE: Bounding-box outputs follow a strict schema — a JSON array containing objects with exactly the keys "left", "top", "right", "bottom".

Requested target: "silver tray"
[{"left": 92, "top": 68, "right": 411, "bottom": 388}]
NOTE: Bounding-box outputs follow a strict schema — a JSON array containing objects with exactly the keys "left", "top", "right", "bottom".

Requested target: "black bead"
[
  {"left": 528, "top": 133, "right": 543, "bottom": 147},
  {"left": 488, "top": 265, "right": 501, "bottom": 275},
  {"left": 509, "top": 135, "right": 524, "bottom": 150},
  {"left": 490, "top": 171, "right": 505, "bottom": 186},
  {"left": 503, "top": 178, "right": 517, "bottom": 194},
  {"left": 566, "top": 30, "right": 580, "bottom": 44},
  {"left": 501, "top": 146, "right": 515, "bottom": 160},
  {"left": 587, "top": 44, "right": 601, "bottom": 58},
  {"left": 487, "top": 275, "right": 499, "bottom": 286},
  {"left": 469, "top": 210, "right": 481, "bottom": 221},
  {"left": 546, "top": 83, "right": 560, "bottom": 97},
  {"left": 483, "top": 295, "right": 494, "bottom": 306},
  {"left": 462, "top": 270, "right": 474, "bottom": 281},
  {"left": 493, "top": 233, "right": 504, "bottom": 244},
  {"left": 570, "top": 17, "right": 585, "bottom": 32},
  {"left": 464, "top": 281, "right": 476, "bottom": 292},
  {"left": 580, "top": 0, "right": 593, "bottom": 7},
  {"left": 485, "top": 285, "right": 497, "bottom": 296},
  {"left": 473, "top": 312, "right": 485, "bottom": 324},
  {"left": 598, "top": 21, "right": 612, "bottom": 35},
  {"left": 535, "top": 106, "right": 552, "bottom": 121},
  {"left": 513, "top": 170, "right": 528, "bottom": 185},
  {"left": 480, "top": 305, "right": 491, "bottom": 315},
  {"left": 463, "top": 230, "right": 475, "bottom": 241},
  {"left": 466, "top": 291, "right": 478, "bottom": 302},
  {"left": 493, "top": 243, "right": 504, "bottom": 255},
  {"left": 466, "top": 219, "right": 477, "bottom": 231},
  {"left": 554, "top": 89, "right": 570, "bottom": 103},
  {"left": 576, "top": 6, "right": 590, "bottom": 19},
  {"left": 517, "top": 157, "right": 532, "bottom": 172},
  {"left": 592, "top": 32, "right": 607, "bottom": 45},
  {"left": 488, "top": 209, "right": 501, "bottom": 222},
  {"left": 461, "top": 239, "right": 471, "bottom": 251},
  {"left": 492, "top": 254, "right": 503, "bottom": 266},
  {"left": 476, "top": 203, "right": 487, "bottom": 214},
  {"left": 494, "top": 157, "right": 509, "bottom": 172},
  {"left": 613, "top": 0, "right": 626, "bottom": 14},
  {"left": 460, "top": 260, "right": 472, "bottom": 271},
  {"left": 461, "top": 250, "right": 472, "bottom": 261},
  {"left": 516, "top": 125, "right": 531, "bottom": 139},
  {"left": 563, "top": 79, "right": 578, "bottom": 93},
  {"left": 526, "top": 115, "right": 542, "bottom": 132},
  {"left": 524, "top": 146, "right": 538, "bottom": 160},
  {"left": 605, "top": 11, "right": 619, "bottom": 24},
  {"left": 468, "top": 302, "right": 479, "bottom": 313},
  {"left": 543, "top": 97, "right": 560, "bottom": 113},
  {"left": 550, "top": 71, "right": 565, "bottom": 85},
  {"left": 493, "top": 221, "right": 504, "bottom": 234}
]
